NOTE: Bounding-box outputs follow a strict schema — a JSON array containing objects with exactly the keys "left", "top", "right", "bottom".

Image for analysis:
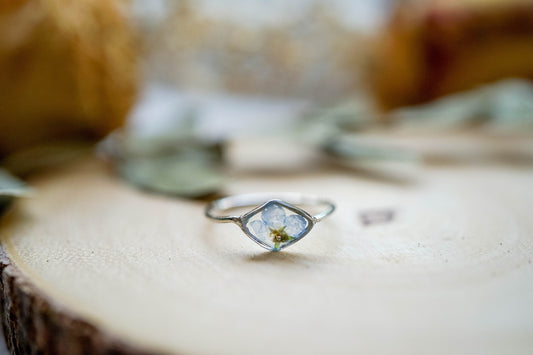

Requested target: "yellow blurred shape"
[{"left": 0, "top": 0, "right": 138, "bottom": 155}]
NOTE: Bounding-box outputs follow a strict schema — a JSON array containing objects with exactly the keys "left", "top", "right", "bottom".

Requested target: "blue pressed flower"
[
  {"left": 261, "top": 203, "right": 286, "bottom": 229},
  {"left": 249, "top": 220, "right": 268, "bottom": 241},
  {"left": 284, "top": 214, "right": 306, "bottom": 238},
  {"left": 245, "top": 202, "right": 309, "bottom": 250}
]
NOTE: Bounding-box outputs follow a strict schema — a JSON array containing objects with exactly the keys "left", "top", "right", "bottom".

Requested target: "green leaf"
[
  {"left": 323, "top": 135, "right": 417, "bottom": 162},
  {"left": 118, "top": 154, "right": 225, "bottom": 198},
  {"left": 288, "top": 99, "right": 376, "bottom": 145},
  {"left": 1, "top": 141, "right": 92, "bottom": 177},
  {"left": 0, "top": 168, "right": 31, "bottom": 214},
  {"left": 391, "top": 79, "right": 533, "bottom": 130},
  {"left": 99, "top": 109, "right": 227, "bottom": 199},
  {"left": 0, "top": 169, "right": 30, "bottom": 197}
]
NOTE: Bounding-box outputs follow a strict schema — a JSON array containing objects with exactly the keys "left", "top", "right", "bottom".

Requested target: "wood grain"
[
  {"left": 0, "top": 249, "right": 147, "bottom": 354},
  {"left": 1, "top": 150, "right": 533, "bottom": 354}
]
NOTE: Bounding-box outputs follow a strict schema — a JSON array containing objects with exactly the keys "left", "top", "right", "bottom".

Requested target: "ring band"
[{"left": 205, "top": 193, "right": 335, "bottom": 251}]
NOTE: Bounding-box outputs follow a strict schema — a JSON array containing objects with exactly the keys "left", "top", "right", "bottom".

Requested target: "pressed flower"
[{"left": 246, "top": 202, "right": 308, "bottom": 250}]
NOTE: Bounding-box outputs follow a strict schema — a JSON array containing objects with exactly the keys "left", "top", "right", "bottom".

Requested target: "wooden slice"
[{"left": 1, "top": 147, "right": 533, "bottom": 354}]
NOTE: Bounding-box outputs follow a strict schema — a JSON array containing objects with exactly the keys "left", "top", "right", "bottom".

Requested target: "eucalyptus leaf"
[
  {"left": 119, "top": 155, "right": 225, "bottom": 198},
  {"left": 0, "top": 169, "right": 30, "bottom": 197},
  {"left": 0, "top": 168, "right": 31, "bottom": 214},
  {"left": 392, "top": 79, "right": 533, "bottom": 131},
  {"left": 100, "top": 108, "right": 227, "bottom": 199},
  {"left": 2, "top": 141, "right": 92, "bottom": 177},
  {"left": 290, "top": 98, "right": 376, "bottom": 146},
  {"left": 323, "top": 137, "right": 417, "bottom": 162}
]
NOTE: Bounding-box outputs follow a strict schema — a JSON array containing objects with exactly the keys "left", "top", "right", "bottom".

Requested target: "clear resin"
[{"left": 242, "top": 201, "right": 313, "bottom": 251}]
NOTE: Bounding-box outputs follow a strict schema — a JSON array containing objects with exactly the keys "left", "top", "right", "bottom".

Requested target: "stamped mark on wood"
[{"left": 359, "top": 209, "right": 395, "bottom": 226}]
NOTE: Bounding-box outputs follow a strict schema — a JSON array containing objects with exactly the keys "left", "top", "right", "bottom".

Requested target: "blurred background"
[
  {"left": 1, "top": 0, "right": 533, "bottom": 195},
  {"left": 1, "top": 1, "right": 533, "bottom": 353}
]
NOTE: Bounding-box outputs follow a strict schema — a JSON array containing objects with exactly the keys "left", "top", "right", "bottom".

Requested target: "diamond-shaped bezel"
[{"left": 239, "top": 200, "right": 315, "bottom": 251}]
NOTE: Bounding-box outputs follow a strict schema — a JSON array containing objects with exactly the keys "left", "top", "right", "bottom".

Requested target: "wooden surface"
[
  {"left": 0, "top": 248, "right": 146, "bottom": 354},
  {"left": 1, "top": 140, "right": 533, "bottom": 354}
]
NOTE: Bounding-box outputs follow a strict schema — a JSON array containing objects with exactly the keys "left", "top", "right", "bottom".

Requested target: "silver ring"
[{"left": 205, "top": 193, "right": 335, "bottom": 251}]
